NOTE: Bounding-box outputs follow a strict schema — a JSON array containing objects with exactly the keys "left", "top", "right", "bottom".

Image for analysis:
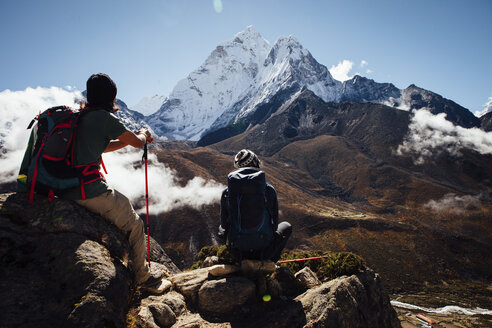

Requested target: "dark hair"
[{"left": 86, "top": 73, "right": 117, "bottom": 109}]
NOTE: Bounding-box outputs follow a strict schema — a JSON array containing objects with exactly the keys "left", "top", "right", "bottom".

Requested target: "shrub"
[
  {"left": 280, "top": 251, "right": 365, "bottom": 281},
  {"left": 216, "top": 245, "right": 235, "bottom": 265}
]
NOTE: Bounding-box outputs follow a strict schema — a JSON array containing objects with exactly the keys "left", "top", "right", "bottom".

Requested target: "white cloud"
[
  {"left": 396, "top": 109, "right": 492, "bottom": 164},
  {"left": 366, "top": 69, "right": 373, "bottom": 74},
  {"left": 424, "top": 193, "right": 481, "bottom": 214},
  {"left": 103, "top": 149, "right": 223, "bottom": 214},
  {"left": 474, "top": 93, "right": 492, "bottom": 117},
  {"left": 0, "top": 86, "right": 224, "bottom": 213},
  {"left": 0, "top": 87, "right": 83, "bottom": 182},
  {"left": 329, "top": 60, "right": 354, "bottom": 82},
  {"left": 360, "top": 60, "right": 368, "bottom": 68}
]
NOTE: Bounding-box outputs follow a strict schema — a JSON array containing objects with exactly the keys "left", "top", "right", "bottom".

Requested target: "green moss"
[
  {"left": 216, "top": 245, "right": 235, "bottom": 265},
  {"left": 190, "top": 245, "right": 235, "bottom": 270},
  {"left": 197, "top": 245, "right": 220, "bottom": 261},
  {"left": 280, "top": 251, "right": 366, "bottom": 281}
]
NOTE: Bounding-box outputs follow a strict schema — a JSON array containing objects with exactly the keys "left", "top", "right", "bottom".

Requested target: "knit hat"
[
  {"left": 234, "top": 149, "right": 260, "bottom": 168},
  {"left": 86, "top": 73, "right": 117, "bottom": 108}
]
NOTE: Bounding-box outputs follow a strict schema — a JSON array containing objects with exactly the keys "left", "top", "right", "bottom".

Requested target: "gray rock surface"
[
  {"left": 169, "top": 268, "right": 210, "bottom": 304},
  {"left": 201, "top": 255, "right": 219, "bottom": 268},
  {"left": 295, "top": 266, "right": 321, "bottom": 290},
  {"left": 296, "top": 269, "right": 401, "bottom": 328},
  {"left": 0, "top": 193, "right": 176, "bottom": 328},
  {"left": 148, "top": 303, "right": 176, "bottom": 327},
  {"left": 198, "top": 276, "right": 256, "bottom": 314},
  {"left": 1, "top": 193, "right": 401, "bottom": 328},
  {"left": 259, "top": 269, "right": 401, "bottom": 328}
]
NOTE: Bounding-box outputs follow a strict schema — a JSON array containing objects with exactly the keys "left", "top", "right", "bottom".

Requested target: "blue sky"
[{"left": 0, "top": 0, "right": 491, "bottom": 114}]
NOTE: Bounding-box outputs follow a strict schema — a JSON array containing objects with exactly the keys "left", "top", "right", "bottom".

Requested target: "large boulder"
[
  {"left": 1, "top": 192, "right": 401, "bottom": 328},
  {"left": 169, "top": 268, "right": 211, "bottom": 305},
  {"left": 296, "top": 269, "right": 401, "bottom": 327},
  {"left": 198, "top": 276, "right": 256, "bottom": 315},
  {"left": 0, "top": 193, "right": 176, "bottom": 328},
  {"left": 258, "top": 269, "right": 401, "bottom": 328}
]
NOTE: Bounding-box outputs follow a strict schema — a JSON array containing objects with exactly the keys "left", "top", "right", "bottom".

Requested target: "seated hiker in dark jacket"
[{"left": 218, "top": 149, "right": 292, "bottom": 262}]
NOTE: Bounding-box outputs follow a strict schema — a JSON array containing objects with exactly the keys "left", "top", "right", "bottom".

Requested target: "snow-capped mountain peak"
[
  {"left": 131, "top": 94, "right": 167, "bottom": 116},
  {"left": 231, "top": 25, "right": 269, "bottom": 48},
  {"left": 146, "top": 26, "right": 272, "bottom": 140},
  {"left": 266, "top": 35, "right": 306, "bottom": 63},
  {"left": 144, "top": 26, "right": 479, "bottom": 141},
  {"left": 146, "top": 26, "right": 343, "bottom": 140}
]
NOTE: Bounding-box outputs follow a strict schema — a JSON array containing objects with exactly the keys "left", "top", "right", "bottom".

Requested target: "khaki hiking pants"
[{"left": 75, "top": 189, "right": 150, "bottom": 284}]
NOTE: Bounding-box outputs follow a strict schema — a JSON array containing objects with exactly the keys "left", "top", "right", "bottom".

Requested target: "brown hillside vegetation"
[
  {"left": 149, "top": 145, "right": 491, "bottom": 310},
  {"left": 147, "top": 90, "right": 491, "bottom": 310}
]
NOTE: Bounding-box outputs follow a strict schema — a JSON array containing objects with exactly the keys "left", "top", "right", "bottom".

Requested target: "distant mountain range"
[{"left": 117, "top": 26, "right": 483, "bottom": 142}]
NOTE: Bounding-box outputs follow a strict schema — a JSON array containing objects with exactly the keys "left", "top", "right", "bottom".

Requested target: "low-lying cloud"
[
  {"left": 424, "top": 193, "right": 481, "bottom": 214},
  {"left": 0, "top": 86, "right": 223, "bottom": 213},
  {"left": 103, "top": 149, "right": 223, "bottom": 214},
  {"left": 396, "top": 109, "right": 492, "bottom": 164},
  {"left": 0, "top": 87, "right": 83, "bottom": 182}
]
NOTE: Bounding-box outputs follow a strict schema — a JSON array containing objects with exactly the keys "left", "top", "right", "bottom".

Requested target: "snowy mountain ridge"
[
  {"left": 132, "top": 94, "right": 168, "bottom": 116},
  {"left": 135, "top": 26, "right": 478, "bottom": 141}
]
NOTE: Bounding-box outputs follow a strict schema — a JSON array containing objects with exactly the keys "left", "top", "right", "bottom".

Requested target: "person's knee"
[{"left": 277, "top": 221, "right": 292, "bottom": 239}]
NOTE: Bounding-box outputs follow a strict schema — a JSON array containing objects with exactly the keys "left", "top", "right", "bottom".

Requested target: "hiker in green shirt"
[{"left": 70, "top": 73, "right": 162, "bottom": 289}]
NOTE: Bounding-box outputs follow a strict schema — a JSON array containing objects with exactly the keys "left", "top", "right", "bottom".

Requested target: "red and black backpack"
[{"left": 17, "top": 105, "right": 107, "bottom": 202}]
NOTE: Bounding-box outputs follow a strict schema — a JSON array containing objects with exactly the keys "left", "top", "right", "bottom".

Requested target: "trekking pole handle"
[{"left": 142, "top": 142, "right": 148, "bottom": 162}]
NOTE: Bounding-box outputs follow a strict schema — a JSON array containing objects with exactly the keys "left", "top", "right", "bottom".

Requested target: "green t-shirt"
[{"left": 63, "top": 109, "right": 128, "bottom": 200}]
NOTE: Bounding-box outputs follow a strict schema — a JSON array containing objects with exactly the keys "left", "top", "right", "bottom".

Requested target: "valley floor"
[{"left": 392, "top": 293, "right": 492, "bottom": 328}]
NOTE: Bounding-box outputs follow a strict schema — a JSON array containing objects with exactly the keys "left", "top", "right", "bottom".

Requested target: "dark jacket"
[{"left": 218, "top": 168, "right": 279, "bottom": 243}]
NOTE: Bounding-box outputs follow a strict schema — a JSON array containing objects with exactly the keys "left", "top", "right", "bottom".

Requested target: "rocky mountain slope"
[
  {"left": 0, "top": 193, "right": 400, "bottom": 328},
  {"left": 151, "top": 145, "right": 491, "bottom": 294},
  {"left": 480, "top": 111, "right": 492, "bottom": 131},
  {"left": 141, "top": 90, "right": 491, "bottom": 321},
  {"left": 114, "top": 98, "right": 154, "bottom": 134}
]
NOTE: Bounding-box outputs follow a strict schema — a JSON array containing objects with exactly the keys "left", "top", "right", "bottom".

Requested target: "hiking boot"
[{"left": 139, "top": 275, "right": 172, "bottom": 294}]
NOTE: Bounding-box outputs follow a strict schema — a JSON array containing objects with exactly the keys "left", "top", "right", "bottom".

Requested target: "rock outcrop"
[
  {"left": 0, "top": 193, "right": 401, "bottom": 328},
  {"left": 0, "top": 193, "right": 177, "bottom": 328}
]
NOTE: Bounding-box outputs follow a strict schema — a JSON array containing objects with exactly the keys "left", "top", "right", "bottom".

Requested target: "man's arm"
[{"left": 104, "top": 129, "right": 153, "bottom": 153}]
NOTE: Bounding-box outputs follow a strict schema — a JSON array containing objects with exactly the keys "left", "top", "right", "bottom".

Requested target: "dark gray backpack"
[{"left": 227, "top": 169, "right": 274, "bottom": 253}]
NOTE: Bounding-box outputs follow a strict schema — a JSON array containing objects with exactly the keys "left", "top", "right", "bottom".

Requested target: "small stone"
[
  {"left": 295, "top": 266, "right": 321, "bottom": 289},
  {"left": 141, "top": 291, "right": 187, "bottom": 317},
  {"left": 207, "top": 264, "right": 239, "bottom": 276},
  {"left": 144, "top": 279, "right": 172, "bottom": 294},
  {"left": 148, "top": 303, "right": 176, "bottom": 328},
  {"left": 150, "top": 261, "right": 172, "bottom": 279},
  {"left": 136, "top": 306, "right": 158, "bottom": 328},
  {"left": 201, "top": 256, "right": 219, "bottom": 268},
  {"left": 271, "top": 266, "right": 299, "bottom": 296}
]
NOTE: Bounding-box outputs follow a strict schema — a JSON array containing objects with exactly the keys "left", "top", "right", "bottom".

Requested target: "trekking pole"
[
  {"left": 142, "top": 142, "right": 151, "bottom": 268},
  {"left": 277, "top": 256, "right": 329, "bottom": 264}
]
